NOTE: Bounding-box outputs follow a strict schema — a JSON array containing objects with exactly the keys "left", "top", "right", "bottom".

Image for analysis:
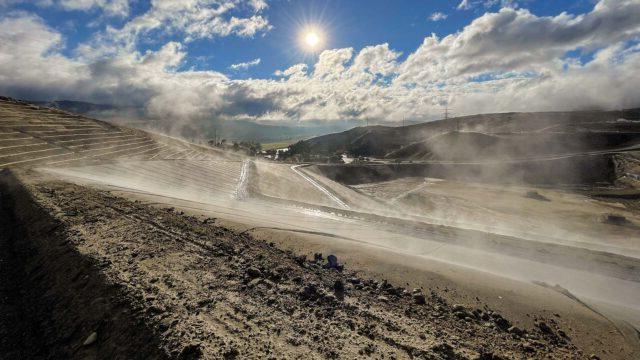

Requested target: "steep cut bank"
[{"left": 0, "top": 169, "right": 168, "bottom": 359}]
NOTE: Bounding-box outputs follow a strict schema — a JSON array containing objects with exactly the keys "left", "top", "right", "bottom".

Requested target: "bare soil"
[{"left": 0, "top": 169, "right": 594, "bottom": 359}]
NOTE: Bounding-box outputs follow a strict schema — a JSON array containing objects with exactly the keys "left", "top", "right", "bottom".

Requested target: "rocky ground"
[{"left": 0, "top": 169, "right": 595, "bottom": 359}]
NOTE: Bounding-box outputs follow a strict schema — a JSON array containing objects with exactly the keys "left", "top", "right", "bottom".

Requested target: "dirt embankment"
[
  {"left": 0, "top": 169, "right": 168, "bottom": 359},
  {"left": 0, "top": 169, "right": 593, "bottom": 359},
  {"left": 309, "top": 155, "right": 616, "bottom": 186}
]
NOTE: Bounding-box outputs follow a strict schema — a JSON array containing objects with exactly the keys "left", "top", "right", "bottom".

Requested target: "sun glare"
[
  {"left": 299, "top": 27, "right": 324, "bottom": 52},
  {"left": 305, "top": 32, "right": 320, "bottom": 47}
]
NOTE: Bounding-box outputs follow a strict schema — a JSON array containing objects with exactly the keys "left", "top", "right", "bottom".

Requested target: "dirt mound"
[
  {"left": 0, "top": 169, "right": 168, "bottom": 359},
  {"left": 0, "top": 170, "right": 588, "bottom": 359}
]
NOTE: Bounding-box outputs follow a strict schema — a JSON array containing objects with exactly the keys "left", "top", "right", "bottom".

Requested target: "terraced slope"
[{"left": 0, "top": 97, "right": 230, "bottom": 168}]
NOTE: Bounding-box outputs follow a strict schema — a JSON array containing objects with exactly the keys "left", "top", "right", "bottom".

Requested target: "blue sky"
[
  {"left": 6, "top": 0, "right": 596, "bottom": 78},
  {"left": 0, "top": 0, "right": 639, "bottom": 124}
]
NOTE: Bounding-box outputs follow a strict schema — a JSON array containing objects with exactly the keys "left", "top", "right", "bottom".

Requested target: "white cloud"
[
  {"left": 0, "top": 0, "right": 639, "bottom": 128},
  {"left": 429, "top": 12, "right": 448, "bottom": 21},
  {"left": 399, "top": 1, "right": 640, "bottom": 84},
  {"left": 229, "top": 58, "right": 261, "bottom": 71},
  {"left": 457, "top": 0, "right": 472, "bottom": 10},
  {"left": 458, "top": 0, "right": 521, "bottom": 11},
  {"left": 81, "top": 0, "right": 273, "bottom": 57},
  {"left": 59, "top": 0, "right": 130, "bottom": 17},
  {"left": 0, "top": 0, "right": 53, "bottom": 7},
  {"left": 0, "top": 0, "right": 130, "bottom": 16}
]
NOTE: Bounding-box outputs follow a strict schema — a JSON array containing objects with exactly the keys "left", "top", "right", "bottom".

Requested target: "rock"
[
  {"left": 223, "top": 346, "right": 239, "bottom": 359},
  {"left": 377, "top": 295, "right": 389, "bottom": 302},
  {"left": 313, "top": 253, "right": 323, "bottom": 262},
  {"left": 494, "top": 316, "right": 511, "bottom": 330},
  {"left": 521, "top": 342, "right": 535, "bottom": 353},
  {"left": 299, "top": 283, "right": 320, "bottom": 300},
  {"left": 294, "top": 255, "right": 306, "bottom": 266},
  {"left": 324, "top": 293, "right": 337, "bottom": 303},
  {"left": 412, "top": 293, "right": 426, "bottom": 305},
  {"left": 179, "top": 343, "right": 203, "bottom": 359},
  {"left": 602, "top": 213, "right": 631, "bottom": 226},
  {"left": 248, "top": 278, "right": 262, "bottom": 288},
  {"left": 536, "top": 321, "right": 553, "bottom": 334},
  {"left": 508, "top": 326, "right": 524, "bottom": 336},
  {"left": 589, "top": 354, "right": 601, "bottom": 360},
  {"left": 159, "top": 318, "right": 175, "bottom": 332},
  {"left": 246, "top": 267, "right": 262, "bottom": 278},
  {"left": 324, "top": 254, "right": 343, "bottom": 271},
  {"left": 524, "top": 190, "right": 550, "bottom": 201},
  {"left": 333, "top": 280, "right": 345, "bottom": 293},
  {"left": 476, "top": 351, "right": 503, "bottom": 360},
  {"left": 452, "top": 304, "right": 466, "bottom": 312},
  {"left": 83, "top": 331, "right": 97, "bottom": 346}
]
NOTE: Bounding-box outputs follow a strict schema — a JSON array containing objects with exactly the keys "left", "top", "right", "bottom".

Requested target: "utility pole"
[
  {"left": 444, "top": 106, "right": 458, "bottom": 132},
  {"left": 402, "top": 116, "right": 405, "bottom": 127}
]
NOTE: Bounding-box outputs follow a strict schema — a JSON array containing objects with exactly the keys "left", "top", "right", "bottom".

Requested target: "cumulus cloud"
[
  {"left": 229, "top": 58, "right": 261, "bottom": 71},
  {"left": 458, "top": 0, "right": 521, "bottom": 11},
  {"left": 429, "top": 12, "right": 448, "bottom": 21},
  {"left": 0, "top": 0, "right": 639, "bottom": 128},
  {"left": 80, "top": 0, "right": 273, "bottom": 57},
  {"left": 0, "top": 0, "right": 129, "bottom": 16},
  {"left": 399, "top": 1, "right": 640, "bottom": 84},
  {"left": 59, "top": 0, "right": 130, "bottom": 17}
]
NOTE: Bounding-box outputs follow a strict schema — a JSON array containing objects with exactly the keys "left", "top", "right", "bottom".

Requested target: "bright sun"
[
  {"left": 305, "top": 32, "right": 320, "bottom": 47},
  {"left": 299, "top": 27, "right": 324, "bottom": 51}
]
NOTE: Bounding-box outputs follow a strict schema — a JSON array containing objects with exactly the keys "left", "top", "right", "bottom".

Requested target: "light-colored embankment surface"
[
  {"left": 0, "top": 98, "right": 233, "bottom": 169},
  {"left": 0, "top": 168, "right": 621, "bottom": 359},
  {"left": 353, "top": 177, "right": 640, "bottom": 256}
]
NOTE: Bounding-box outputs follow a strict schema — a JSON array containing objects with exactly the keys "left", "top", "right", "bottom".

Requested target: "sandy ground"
[
  {"left": 352, "top": 177, "right": 640, "bottom": 256},
  {"left": 29, "top": 157, "right": 640, "bottom": 359},
  {"left": 3, "top": 97, "right": 639, "bottom": 359},
  {"left": 0, "top": 169, "right": 599, "bottom": 359}
]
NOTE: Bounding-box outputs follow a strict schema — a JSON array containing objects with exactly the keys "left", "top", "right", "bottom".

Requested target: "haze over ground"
[{"left": 1, "top": 1, "right": 640, "bottom": 359}]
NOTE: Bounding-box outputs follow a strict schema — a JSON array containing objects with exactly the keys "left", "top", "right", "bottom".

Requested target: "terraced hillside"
[{"left": 0, "top": 97, "right": 230, "bottom": 169}]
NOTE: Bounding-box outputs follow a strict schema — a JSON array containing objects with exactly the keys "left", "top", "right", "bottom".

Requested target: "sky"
[{"left": 0, "top": 0, "right": 639, "bottom": 126}]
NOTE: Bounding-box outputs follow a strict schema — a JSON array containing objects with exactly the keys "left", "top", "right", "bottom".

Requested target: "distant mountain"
[
  {"left": 31, "top": 100, "right": 117, "bottom": 114},
  {"left": 199, "top": 120, "right": 355, "bottom": 143},
  {"left": 27, "top": 99, "right": 355, "bottom": 143},
  {"left": 300, "top": 109, "right": 640, "bottom": 160}
]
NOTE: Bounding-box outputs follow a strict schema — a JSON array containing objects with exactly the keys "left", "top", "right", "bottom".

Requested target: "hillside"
[
  {"left": 302, "top": 109, "right": 640, "bottom": 160},
  {"left": 28, "top": 99, "right": 356, "bottom": 143},
  {"left": 0, "top": 97, "right": 233, "bottom": 169}
]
